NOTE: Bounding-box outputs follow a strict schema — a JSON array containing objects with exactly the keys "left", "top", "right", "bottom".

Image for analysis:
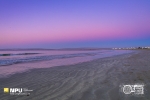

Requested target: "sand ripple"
[{"left": 0, "top": 50, "right": 150, "bottom": 100}]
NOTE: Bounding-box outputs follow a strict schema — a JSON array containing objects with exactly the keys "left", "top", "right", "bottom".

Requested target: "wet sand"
[{"left": 0, "top": 50, "right": 150, "bottom": 100}]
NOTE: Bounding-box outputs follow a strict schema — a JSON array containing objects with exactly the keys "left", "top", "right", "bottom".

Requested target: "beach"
[{"left": 0, "top": 50, "right": 150, "bottom": 100}]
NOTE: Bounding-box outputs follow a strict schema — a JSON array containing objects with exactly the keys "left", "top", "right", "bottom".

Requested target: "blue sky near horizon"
[{"left": 0, "top": 0, "right": 150, "bottom": 49}]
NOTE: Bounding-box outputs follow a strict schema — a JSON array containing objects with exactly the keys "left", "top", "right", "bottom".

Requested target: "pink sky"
[{"left": 0, "top": 0, "right": 150, "bottom": 48}]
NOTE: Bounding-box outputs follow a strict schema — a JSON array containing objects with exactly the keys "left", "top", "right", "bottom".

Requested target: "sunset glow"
[{"left": 0, "top": 0, "right": 150, "bottom": 48}]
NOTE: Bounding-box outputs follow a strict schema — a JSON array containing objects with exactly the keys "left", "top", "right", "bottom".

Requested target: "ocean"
[{"left": 0, "top": 49, "right": 132, "bottom": 78}]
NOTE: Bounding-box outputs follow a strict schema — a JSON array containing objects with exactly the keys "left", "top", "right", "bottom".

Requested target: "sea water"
[{"left": 0, "top": 49, "right": 132, "bottom": 78}]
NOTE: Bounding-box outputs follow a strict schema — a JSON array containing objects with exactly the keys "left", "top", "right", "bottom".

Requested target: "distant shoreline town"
[{"left": 112, "top": 47, "right": 150, "bottom": 50}]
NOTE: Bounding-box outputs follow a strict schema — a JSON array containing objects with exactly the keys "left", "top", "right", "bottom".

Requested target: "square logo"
[{"left": 4, "top": 88, "right": 9, "bottom": 93}]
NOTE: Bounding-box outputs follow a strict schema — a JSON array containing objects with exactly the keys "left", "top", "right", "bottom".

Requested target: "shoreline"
[
  {"left": 0, "top": 50, "right": 150, "bottom": 100},
  {"left": 0, "top": 51, "right": 134, "bottom": 79},
  {"left": 0, "top": 50, "right": 132, "bottom": 78}
]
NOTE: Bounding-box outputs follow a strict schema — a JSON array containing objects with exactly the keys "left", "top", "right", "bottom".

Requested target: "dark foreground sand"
[{"left": 0, "top": 50, "right": 150, "bottom": 100}]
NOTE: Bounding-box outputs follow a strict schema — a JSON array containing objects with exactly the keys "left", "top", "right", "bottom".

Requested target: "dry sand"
[{"left": 0, "top": 50, "right": 150, "bottom": 100}]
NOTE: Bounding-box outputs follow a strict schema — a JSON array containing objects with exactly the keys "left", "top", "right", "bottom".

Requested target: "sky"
[{"left": 0, "top": 0, "right": 150, "bottom": 49}]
